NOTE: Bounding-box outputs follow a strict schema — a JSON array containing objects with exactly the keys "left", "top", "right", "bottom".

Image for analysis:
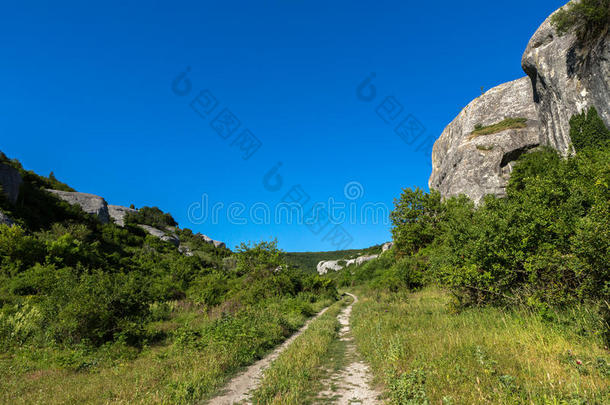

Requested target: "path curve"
[
  {"left": 206, "top": 305, "right": 330, "bottom": 405},
  {"left": 317, "top": 292, "right": 380, "bottom": 404}
]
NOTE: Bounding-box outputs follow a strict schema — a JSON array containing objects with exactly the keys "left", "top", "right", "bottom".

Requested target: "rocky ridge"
[
  {"left": 429, "top": 1, "right": 609, "bottom": 203},
  {"left": 46, "top": 190, "right": 226, "bottom": 251},
  {"left": 47, "top": 189, "right": 111, "bottom": 224}
]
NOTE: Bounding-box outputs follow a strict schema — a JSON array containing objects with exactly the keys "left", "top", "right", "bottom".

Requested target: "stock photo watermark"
[
  {"left": 356, "top": 72, "right": 434, "bottom": 158},
  {"left": 187, "top": 183, "right": 390, "bottom": 226},
  {"left": 171, "top": 67, "right": 360, "bottom": 249},
  {"left": 171, "top": 66, "right": 262, "bottom": 160}
]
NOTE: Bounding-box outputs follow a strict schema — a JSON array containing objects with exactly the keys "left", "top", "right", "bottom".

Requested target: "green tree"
[{"left": 390, "top": 187, "right": 442, "bottom": 256}]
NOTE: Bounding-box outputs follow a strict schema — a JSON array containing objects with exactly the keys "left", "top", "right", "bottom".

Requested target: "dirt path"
[
  {"left": 206, "top": 306, "right": 330, "bottom": 405},
  {"left": 316, "top": 293, "right": 381, "bottom": 404}
]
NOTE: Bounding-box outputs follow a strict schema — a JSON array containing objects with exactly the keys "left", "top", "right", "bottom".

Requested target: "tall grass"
[
  {"left": 351, "top": 287, "right": 609, "bottom": 404},
  {"left": 251, "top": 296, "right": 349, "bottom": 404},
  {"left": 0, "top": 295, "right": 333, "bottom": 404}
]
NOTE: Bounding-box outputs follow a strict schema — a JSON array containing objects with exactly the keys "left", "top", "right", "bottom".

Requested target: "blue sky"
[{"left": 0, "top": 0, "right": 566, "bottom": 252}]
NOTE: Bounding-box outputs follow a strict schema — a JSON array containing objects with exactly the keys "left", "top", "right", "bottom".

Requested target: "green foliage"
[
  {"left": 282, "top": 244, "right": 383, "bottom": 272},
  {"left": 569, "top": 106, "right": 610, "bottom": 151},
  {"left": 551, "top": 0, "right": 610, "bottom": 41},
  {"left": 0, "top": 152, "right": 74, "bottom": 192},
  {"left": 187, "top": 272, "right": 229, "bottom": 307},
  {"left": 390, "top": 187, "right": 442, "bottom": 256},
  {"left": 384, "top": 111, "right": 610, "bottom": 342},
  {"left": 469, "top": 118, "right": 527, "bottom": 138},
  {"left": 124, "top": 206, "right": 177, "bottom": 228},
  {"left": 234, "top": 239, "right": 283, "bottom": 276},
  {"left": 386, "top": 368, "right": 429, "bottom": 405}
]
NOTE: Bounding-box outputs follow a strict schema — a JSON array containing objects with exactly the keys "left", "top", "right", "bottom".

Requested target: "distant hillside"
[{"left": 283, "top": 245, "right": 383, "bottom": 272}]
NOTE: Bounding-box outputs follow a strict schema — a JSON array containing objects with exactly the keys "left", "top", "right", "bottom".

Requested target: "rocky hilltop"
[
  {"left": 316, "top": 242, "right": 393, "bottom": 274},
  {"left": 430, "top": 1, "right": 609, "bottom": 203},
  {"left": 46, "top": 190, "right": 226, "bottom": 250}
]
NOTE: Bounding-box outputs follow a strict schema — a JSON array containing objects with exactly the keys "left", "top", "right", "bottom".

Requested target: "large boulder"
[
  {"left": 213, "top": 240, "right": 226, "bottom": 249},
  {"left": 0, "top": 163, "right": 22, "bottom": 205},
  {"left": 429, "top": 77, "right": 541, "bottom": 204},
  {"left": 382, "top": 242, "right": 393, "bottom": 252},
  {"left": 108, "top": 204, "right": 136, "bottom": 227},
  {"left": 355, "top": 254, "right": 379, "bottom": 266},
  {"left": 47, "top": 190, "right": 110, "bottom": 223},
  {"left": 317, "top": 260, "right": 344, "bottom": 275},
  {"left": 522, "top": 2, "right": 610, "bottom": 154},
  {"left": 138, "top": 224, "right": 180, "bottom": 247},
  {"left": 195, "top": 233, "right": 226, "bottom": 249},
  {"left": 317, "top": 254, "right": 379, "bottom": 275}
]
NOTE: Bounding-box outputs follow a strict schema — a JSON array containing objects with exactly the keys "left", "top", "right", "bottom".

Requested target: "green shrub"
[
  {"left": 124, "top": 206, "right": 177, "bottom": 228},
  {"left": 569, "top": 107, "right": 610, "bottom": 151},
  {"left": 187, "top": 272, "right": 229, "bottom": 307},
  {"left": 391, "top": 188, "right": 442, "bottom": 256},
  {"left": 551, "top": 0, "right": 610, "bottom": 41}
]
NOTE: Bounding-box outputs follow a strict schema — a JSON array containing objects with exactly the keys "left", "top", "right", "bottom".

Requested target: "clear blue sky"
[{"left": 0, "top": 0, "right": 566, "bottom": 252}]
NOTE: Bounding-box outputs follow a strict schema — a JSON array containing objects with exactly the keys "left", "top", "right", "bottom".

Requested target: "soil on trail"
[
  {"left": 315, "top": 293, "right": 381, "bottom": 404},
  {"left": 206, "top": 306, "right": 330, "bottom": 405}
]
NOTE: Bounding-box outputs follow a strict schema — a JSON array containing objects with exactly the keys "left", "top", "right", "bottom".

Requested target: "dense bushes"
[
  {"left": 569, "top": 106, "right": 610, "bottom": 151},
  {"left": 125, "top": 206, "right": 177, "bottom": 228},
  {"left": 0, "top": 188, "right": 337, "bottom": 351},
  {"left": 385, "top": 110, "right": 609, "bottom": 322},
  {"left": 551, "top": 0, "right": 610, "bottom": 41}
]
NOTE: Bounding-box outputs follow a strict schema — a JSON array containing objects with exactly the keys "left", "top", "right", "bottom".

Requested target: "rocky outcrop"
[
  {"left": 0, "top": 211, "right": 13, "bottom": 226},
  {"left": 195, "top": 233, "right": 226, "bottom": 249},
  {"left": 430, "top": 2, "right": 609, "bottom": 202},
  {"left": 213, "top": 240, "right": 226, "bottom": 249},
  {"left": 108, "top": 205, "right": 136, "bottom": 227},
  {"left": 179, "top": 245, "right": 194, "bottom": 256},
  {"left": 47, "top": 190, "right": 110, "bottom": 224},
  {"left": 382, "top": 242, "right": 393, "bottom": 252},
  {"left": 317, "top": 254, "right": 379, "bottom": 275},
  {"left": 0, "top": 163, "right": 22, "bottom": 205},
  {"left": 317, "top": 260, "right": 345, "bottom": 275},
  {"left": 429, "top": 77, "right": 541, "bottom": 204},
  {"left": 139, "top": 224, "right": 180, "bottom": 247},
  {"left": 522, "top": 2, "right": 610, "bottom": 154}
]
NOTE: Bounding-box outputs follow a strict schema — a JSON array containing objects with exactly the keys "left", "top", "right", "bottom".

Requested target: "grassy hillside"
[
  {"left": 352, "top": 287, "right": 609, "bottom": 404},
  {"left": 0, "top": 153, "right": 338, "bottom": 404},
  {"left": 283, "top": 245, "right": 383, "bottom": 272}
]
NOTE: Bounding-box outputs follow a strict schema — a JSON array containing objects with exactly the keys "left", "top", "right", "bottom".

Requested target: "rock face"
[
  {"left": 195, "top": 233, "right": 226, "bottom": 249},
  {"left": 0, "top": 211, "right": 13, "bottom": 226},
  {"left": 430, "top": 2, "right": 609, "bottom": 203},
  {"left": 317, "top": 254, "right": 379, "bottom": 275},
  {"left": 317, "top": 260, "right": 346, "bottom": 275},
  {"left": 47, "top": 190, "right": 110, "bottom": 224},
  {"left": 382, "top": 242, "right": 393, "bottom": 252},
  {"left": 108, "top": 205, "right": 136, "bottom": 227},
  {"left": 0, "top": 163, "right": 22, "bottom": 204},
  {"left": 138, "top": 224, "right": 180, "bottom": 247},
  {"left": 429, "top": 77, "right": 541, "bottom": 204},
  {"left": 522, "top": 3, "right": 610, "bottom": 154}
]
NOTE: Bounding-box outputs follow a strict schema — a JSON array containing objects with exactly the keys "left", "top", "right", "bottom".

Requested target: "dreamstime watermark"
[
  {"left": 356, "top": 72, "right": 434, "bottom": 158},
  {"left": 187, "top": 181, "right": 391, "bottom": 227}
]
